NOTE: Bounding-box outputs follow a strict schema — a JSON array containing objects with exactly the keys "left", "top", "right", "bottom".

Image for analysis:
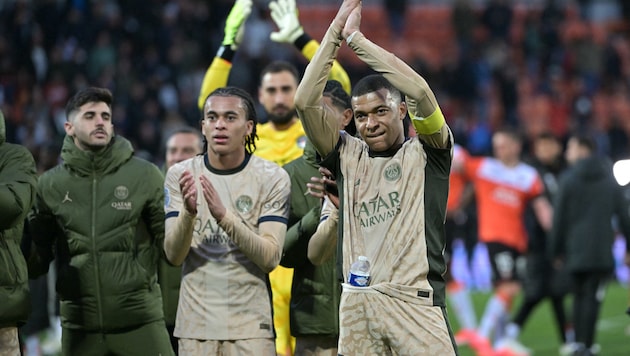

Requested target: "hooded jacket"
[
  {"left": 28, "top": 135, "right": 165, "bottom": 332},
  {"left": 280, "top": 140, "right": 340, "bottom": 337},
  {"left": 0, "top": 110, "right": 37, "bottom": 328},
  {"left": 549, "top": 155, "right": 630, "bottom": 272}
]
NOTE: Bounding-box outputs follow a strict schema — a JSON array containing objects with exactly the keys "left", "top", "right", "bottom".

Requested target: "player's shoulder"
[
  {"left": 249, "top": 155, "right": 290, "bottom": 181},
  {"left": 166, "top": 155, "right": 203, "bottom": 178}
]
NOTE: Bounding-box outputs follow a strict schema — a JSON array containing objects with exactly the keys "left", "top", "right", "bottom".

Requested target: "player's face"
[
  {"left": 565, "top": 137, "right": 581, "bottom": 165},
  {"left": 258, "top": 70, "right": 297, "bottom": 126},
  {"left": 165, "top": 132, "right": 201, "bottom": 169},
  {"left": 352, "top": 88, "right": 406, "bottom": 152},
  {"left": 534, "top": 137, "right": 561, "bottom": 165},
  {"left": 492, "top": 132, "right": 521, "bottom": 164},
  {"left": 202, "top": 96, "right": 253, "bottom": 156},
  {"left": 64, "top": 101, "right": 114, "bottom": 151}
]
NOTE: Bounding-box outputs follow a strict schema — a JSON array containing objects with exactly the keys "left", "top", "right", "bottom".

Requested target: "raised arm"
[
  {"left": 294, "top": 0, "right": 360, "bottom": 157},
  {"left": 270, "top": 0, "right": 351, "bottom": 94},
  {"left": 197, "top": 0, "right": 253, "bottom": 110},
  {"left": 342, "top": 4, "right": 450, "bottom": 148}
]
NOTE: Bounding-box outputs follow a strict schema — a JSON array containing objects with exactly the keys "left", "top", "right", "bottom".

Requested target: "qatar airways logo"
[
  {"left": 354, "top": 191, "right": 401, "bottom": 228},
  {"left": 193, "top": 218, "right": 231, "bottom": 246}
]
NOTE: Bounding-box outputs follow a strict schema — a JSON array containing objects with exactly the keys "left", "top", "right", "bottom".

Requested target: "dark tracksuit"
[
  {"left": 28, "top": 135, "right": 174, "bottom": 356},
  {"left": 280, "top": 141, "right": 341, "bottom": 346},
  {"left": 549, "top": 155, "right": 630, "bottom": 350},
  {"left": 0, "top": 112, "right": 37, "bottom": 330},
  {"left": 513, "top": 156, "right": 569, "bottom": 341}
]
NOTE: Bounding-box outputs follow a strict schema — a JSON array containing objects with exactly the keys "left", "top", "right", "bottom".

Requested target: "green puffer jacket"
[
  {"left": 0, "top": 111, "right": 37, "bottom": 328},
  {"left": 281, "top": 141, "right": 340, "bottom": 337},
  {"left": 28, "top": 135, "right": 165, "bottom": 332}
]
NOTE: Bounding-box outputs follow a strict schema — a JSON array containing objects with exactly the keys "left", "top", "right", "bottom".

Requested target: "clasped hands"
[{"left": 179, "top": 171, "right": 226, "bottom": 221}]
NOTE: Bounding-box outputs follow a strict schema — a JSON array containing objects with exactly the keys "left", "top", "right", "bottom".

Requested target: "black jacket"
[{"left": 549, "top": 155, "right": 630, "bottom": 272}]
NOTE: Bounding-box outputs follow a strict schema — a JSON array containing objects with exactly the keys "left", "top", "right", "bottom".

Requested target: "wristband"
[
  {"left": 294, "top": 32, "right": 312, "bottom": 51},
  {"left": 216, "top": 45, "right": 236, "bottom": 62}
]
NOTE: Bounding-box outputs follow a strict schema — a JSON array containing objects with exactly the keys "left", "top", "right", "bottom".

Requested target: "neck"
[
  {"left": 501, "top": 157, "right": 520, "bottom": 167},
  {"left": 207, "top": 149, "right": 246, "bottom": 170}
]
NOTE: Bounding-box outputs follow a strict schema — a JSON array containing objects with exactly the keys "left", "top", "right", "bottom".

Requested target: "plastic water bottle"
[{"left": 348, "top": 256, "right": 370, "bottom": 287}]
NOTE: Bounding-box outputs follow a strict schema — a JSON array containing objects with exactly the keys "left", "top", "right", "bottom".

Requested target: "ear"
[
  {"left": 398, "top": 101, "right": 407, "bottom": 121},
  {"left": 246, "top": 120, "right": 254, "bottom": 135},
  {"left": 342, "top": 108, "right": 354, "bottom": 129},
  {"left": 64, "top": 121, "right": 74, "bottom": 136}
]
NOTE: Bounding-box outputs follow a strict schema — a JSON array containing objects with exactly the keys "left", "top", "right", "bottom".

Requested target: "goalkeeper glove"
[
  {"left": 222, "top": 0, "right": 253, "bottom": 50},
  {"left": 269, "top": 0, "right": 304, "bottom": 43}
]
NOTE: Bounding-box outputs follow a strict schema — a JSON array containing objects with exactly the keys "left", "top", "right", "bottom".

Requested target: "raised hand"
[
  {"left": 269, "top": 0, "right": 304, "bottom": 43},
  {"left": 342, "top": 1, "right": 362, "bottom": 40},
  {"left": 199, "top": 175, "right": 226, "bottom": 221},
  {"left": 306, "top": 167, "right": 340, "bottom": 208},
  {"left": 333, "top": 0, "right": 361, "bottom": 32},
  {"left": 222, "top": 0, "right": 253, "bottom": 50},
  {"left": 179, "top": 170, "right": 198, "bottom": 215}
]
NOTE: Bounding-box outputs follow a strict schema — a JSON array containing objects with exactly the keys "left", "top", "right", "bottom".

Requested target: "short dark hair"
[
  {"left": 259, "top": 60, "right": 299, "bottom": 84},
  {"left": 203, "top": 86, "right": 258, "bottom": 154},
  {"left": 324, "top": 80, "right": 356, "bottom": 136},
  {"left": 571, "top": 133, "right": 596, "bottom": 153},
  {"left": 65, "top": 87, "right": 113, "bottom": 121},
  {"left": 535, "top": 131, "right": 558, "bottom": 142},
  {"left": 494, "top": 126, "right": 523, "bottom": 144},
  {"left": 351, "top": 74, "right": 402, "bottom": 103}
]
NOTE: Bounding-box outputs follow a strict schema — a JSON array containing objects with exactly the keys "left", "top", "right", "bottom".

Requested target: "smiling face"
[
  {"left": 352, "top": 88, "right": 406, "bottom": 152},
  {"left": 64, "top": 101, "right": 114, "bottom": 151},
  {"left": 202, "top": 95, "right": 253, "bottom": 159}
]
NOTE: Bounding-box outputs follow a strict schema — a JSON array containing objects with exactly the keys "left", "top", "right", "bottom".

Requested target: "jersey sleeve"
[
  {"left": 219, "top": 169, "right": 291, "bottom": 273},
  {"left": 301, "top": 39, "right": 351, "bottom": 94},
  {"left": 294, "top": 25, "right": 345, "bottom": 158},
  {"left": 164, "top": 164, "right": 184, "bottom": 219}
]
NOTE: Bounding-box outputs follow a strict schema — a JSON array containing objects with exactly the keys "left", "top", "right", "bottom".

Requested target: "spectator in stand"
[
  {"left": 382, "top": 0, "right": 408, "bottom": 38},
  {"left": 549, "top": 134, "right": 630, "bottom": 356}
]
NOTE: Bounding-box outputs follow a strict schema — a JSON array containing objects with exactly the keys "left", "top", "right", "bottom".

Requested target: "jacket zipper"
[{"left": 92, "top": 174, "right": 104, "bottom": 330}]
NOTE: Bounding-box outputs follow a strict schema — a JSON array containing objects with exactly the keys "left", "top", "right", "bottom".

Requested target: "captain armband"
[{"left": 411, "top": 106, "right": 445, "bottom": 135}]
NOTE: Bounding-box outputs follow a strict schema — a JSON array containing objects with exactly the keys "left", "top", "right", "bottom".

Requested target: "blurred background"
[{"left": 2, "top": 0, "right": 630, "bottom": 170}]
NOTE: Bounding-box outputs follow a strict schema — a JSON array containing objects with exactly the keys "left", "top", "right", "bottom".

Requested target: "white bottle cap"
[{"left": 358, "top": 256, "right": 368, "bottom": 261}]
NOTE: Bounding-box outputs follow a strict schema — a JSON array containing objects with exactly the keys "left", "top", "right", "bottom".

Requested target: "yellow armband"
[{"left": 411, "top": 106, "right": 445, "bottom": 135}]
